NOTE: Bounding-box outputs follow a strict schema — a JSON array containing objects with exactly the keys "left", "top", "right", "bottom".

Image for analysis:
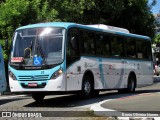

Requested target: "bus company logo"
[
  {"left": 109, "top": 64, "right": 115, "bottom": 69},
  {"left": 2, "top": 112, "right": 11, "bottom": 117}
]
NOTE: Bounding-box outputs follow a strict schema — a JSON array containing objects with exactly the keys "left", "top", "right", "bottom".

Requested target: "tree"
[
  {"left": 154, "top": 34, "right": 160, "bottom": 43},
  {"left": 0, "top": 0, "right": 60, "bottom": 60},
  {"left": 78, "top": 0, "right": 155, "bottom": 39},
  {"left": 53, "top": 0, "right": 156, "bottom": 39}
]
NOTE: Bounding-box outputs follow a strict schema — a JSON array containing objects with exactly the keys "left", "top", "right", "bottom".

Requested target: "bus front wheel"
[
  {"left": 32, "top": 93, "right": 45, "bottom": 102},
  {"left": 79, "top": 75, "right": 93, "bottom": 99}
]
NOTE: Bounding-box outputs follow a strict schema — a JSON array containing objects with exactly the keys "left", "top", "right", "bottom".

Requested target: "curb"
[
  {"left": 0, "top": 95, "right": 27, "bottom": 99},
  {"left": 90, "top": 99, "right": 121, "bottom": 117}
]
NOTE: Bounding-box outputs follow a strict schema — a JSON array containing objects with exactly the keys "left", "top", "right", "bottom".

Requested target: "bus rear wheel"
[
  {"left": 118, "top": 75, "right": 136, "bottom": 93},
  {"left": 32, "top": 93, "right": 45, "bottom": 102},
  {"left": 127, "top": 75, "right": 136, "bottom": 93},
  {"left": 79, "top": 75, "right": 93, "bottom": 99}
]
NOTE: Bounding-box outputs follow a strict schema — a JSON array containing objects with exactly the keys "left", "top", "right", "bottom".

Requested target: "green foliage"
[
  {"left": 30, "top": 0, "right": 60, "bottom": 22},
  {"left": 77, "top": 0, "right": 156, "bottom": 39},
  {"left": 48, "top": 0, "right": 95, "bottom": 22},
  {"left": 154, "top": 34, "right": 160, "bottom": 43},
  {"left": 0, "top": 0, "right": 60, "bottom": 61}
]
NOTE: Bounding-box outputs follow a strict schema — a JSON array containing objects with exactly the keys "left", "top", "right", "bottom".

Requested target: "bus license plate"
[{"left": 28, "top": 83, "right": 37, "bottom": 87}]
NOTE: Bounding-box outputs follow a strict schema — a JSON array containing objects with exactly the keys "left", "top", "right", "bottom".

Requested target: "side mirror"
[{"left": 5, "top": 39, "right": 8, "bottom": 50}]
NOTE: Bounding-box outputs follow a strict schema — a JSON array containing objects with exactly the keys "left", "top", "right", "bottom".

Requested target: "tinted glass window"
[
  {"left": 96, "top": 34, "right": 110, "bottom": 57},
  {"left": 125, "top": 38, "right": 136, "bottom": 58},
  {"left": 136, "top": 40, "right": 147, "bottom": 59},
  {"left": 147, "top": 41, "right": 152, "bottom": 60},
  {"left": 67, "top": 28, "right": 80, "bottom": 66},
  {"left": 81, "top": 31, "right": 95, "bottom": 55},
  {"left": 111, "top": 36, "right": 124, "bottom": 57}
]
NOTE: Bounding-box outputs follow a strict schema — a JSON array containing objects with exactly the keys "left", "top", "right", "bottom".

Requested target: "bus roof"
[{"left": 17, "top": 22, "right": 151, "bottom": 40}]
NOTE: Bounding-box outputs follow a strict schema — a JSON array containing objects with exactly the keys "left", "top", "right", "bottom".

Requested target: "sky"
[{"left": 149, "top": 0, "right": 160, "bottom": 14}]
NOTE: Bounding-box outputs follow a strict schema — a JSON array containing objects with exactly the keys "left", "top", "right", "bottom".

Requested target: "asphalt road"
[
  {"left": 0, "top": 77, "right": 160, "bottom": 119},
  {"left": 102, "top": 76, "right": 160, "bottom": 110},
  {"left": 101, "top": 92, "right": 160, "bottom": 111}
]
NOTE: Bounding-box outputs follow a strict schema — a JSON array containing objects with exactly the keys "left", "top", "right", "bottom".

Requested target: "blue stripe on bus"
[{"left": 99, "top": 58, "right": 107, "bottom": 88}]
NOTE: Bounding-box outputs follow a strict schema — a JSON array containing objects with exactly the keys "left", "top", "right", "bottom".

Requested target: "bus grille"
[{"left": 18, "top": 75, "right": 49, "bottom": 81}]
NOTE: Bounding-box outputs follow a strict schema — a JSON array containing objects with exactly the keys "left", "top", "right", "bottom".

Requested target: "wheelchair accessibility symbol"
[{"left": 34, "top": 56, "right": 42, "bottom": 65}]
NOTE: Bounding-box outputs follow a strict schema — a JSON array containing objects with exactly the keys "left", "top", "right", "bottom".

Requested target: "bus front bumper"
[{"left": 9, "top": 75, "right": 66, "bottom": 92}]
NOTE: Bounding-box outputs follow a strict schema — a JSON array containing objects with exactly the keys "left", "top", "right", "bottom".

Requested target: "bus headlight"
[
  {"left": 51, "top": 68, "right": 63, "bottom": 79},
  {"left": 9, "top": 71, "right": 17, "bottom": 80}
]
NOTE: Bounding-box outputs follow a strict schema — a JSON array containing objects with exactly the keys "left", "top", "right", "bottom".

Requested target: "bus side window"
[
  {"left": 147, "top": 41, "right": 152, "bottom": 60},
  {"left": 96, "top": 34, "right": 110, "bottom": 57},
  {"left": 67, "top": 29, "right": 80, "bottom": 67},
  {"left": 125, "top": 38, "right": 136, "bottom": 58},
  {"left": 136, "top": 40, "right": 147, "bottom": 59},
  {"left": 81, "top": 30, "right": 95, "bottom": 55},
  {"left": 111, "top": 36, "right": 124, "bottom": 57},
  {"left": 68, "top": 34, "right": 78, "bottom": 55}
]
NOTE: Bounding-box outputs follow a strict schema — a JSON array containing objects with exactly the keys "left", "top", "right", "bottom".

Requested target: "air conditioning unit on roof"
[{"left": 87, "top": 24, "right": 129, "bottom": 33}]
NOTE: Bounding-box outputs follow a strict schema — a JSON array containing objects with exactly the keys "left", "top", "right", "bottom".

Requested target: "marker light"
[{"left": 51, "top": 68, "right": 63, "bottom": 79}]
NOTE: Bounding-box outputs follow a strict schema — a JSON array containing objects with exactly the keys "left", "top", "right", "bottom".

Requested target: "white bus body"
[{"left": 9, "top": 22, "right": 153, "bottom": 101}]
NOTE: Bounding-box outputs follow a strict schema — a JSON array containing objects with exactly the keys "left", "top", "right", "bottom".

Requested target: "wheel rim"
[{"left": 84, "top": 80, "right": 91, "bottom": 94}]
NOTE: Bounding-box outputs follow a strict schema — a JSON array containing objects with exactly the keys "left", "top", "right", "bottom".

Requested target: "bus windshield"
[{"left": 11, "top": 27, "right": 65, "bottom": 66}]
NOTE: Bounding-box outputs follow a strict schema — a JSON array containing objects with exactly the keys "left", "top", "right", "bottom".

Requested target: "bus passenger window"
[
  {"left": 147, "top": 41, "right": 152, "bottom": 60},
  {"left": 68, "top": 34, "right": 78, "bottom": 56},
  {"left": 81, "top": 31, "right": 95, "bottom": 55},
  {"left": 136, "top": 41, "right": 147, "bottom": 59},
  {"left": 111, "top": 36, "right": 124, "bottom": 57},
  {"left": 96, "top": 34, "right": 110, "bottom": 57},
  {"left": 125, "top": 38, "right": 136, "bottom": 58}
]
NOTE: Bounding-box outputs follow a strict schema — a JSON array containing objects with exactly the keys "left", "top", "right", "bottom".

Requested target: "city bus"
[
  {"left": 0, "top": 45, "right": 7, "bottom": 94},
  {"left": 8, "top": 22, "right": 153, "bottom": 102}
]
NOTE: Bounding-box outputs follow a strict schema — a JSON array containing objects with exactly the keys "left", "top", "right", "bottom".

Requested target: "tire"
[
  {"left": 79, "top": 75, "right": 93, "bottom": 99},
  {"left": 92, "top": 90, "right": 99, "bottom": 97},
  {"left": 126, "top": 75, "right": 136, "bottom": 93},
  {"left": 118, "top": 89, "right": 127, "bottom": 93},
  {"left": 32, "top": 93, "right": 45, "bottom": 102}
]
